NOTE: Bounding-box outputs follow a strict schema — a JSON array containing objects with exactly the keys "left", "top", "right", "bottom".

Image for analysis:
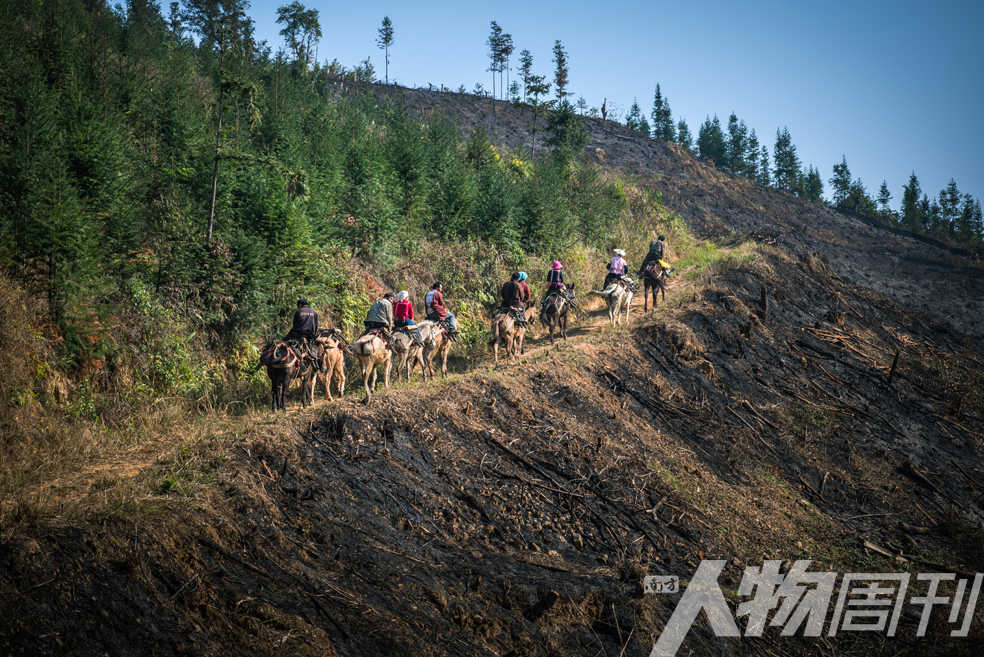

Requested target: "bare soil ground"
[{"left": 3, "top": 246, "right": 982, "bottom": 656}]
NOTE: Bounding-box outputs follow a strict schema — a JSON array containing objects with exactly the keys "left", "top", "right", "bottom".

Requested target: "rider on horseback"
[
  {"left": 364, "top": 292, "right": 395, "bottom": 338},
  {"left": 393, "top": 290, "right": 424, "bottom": 346},
  {"left": 541, "top": 260, "right": 576, "bottom": 308},
  {"left": 285, "top": 298, "right": 322, "bottom": 370},
  {"left": 425, "top": 282, "right": 458, "bottom": 338},
  {"left": 639, "top": 234, "right": 672, "bottom": 277},
  {"left": 604, "top": 249, "right": 630, "bottom": 290},
  {"left": 500, "top": 272, "right": 528, "bottom": 325}
]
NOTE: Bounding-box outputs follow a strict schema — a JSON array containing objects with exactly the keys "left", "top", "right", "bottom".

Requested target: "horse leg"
[
  {"left": 383, "top": 356, "right": 392, "bottom": 389},
  {"left": 440, "top": 345, "right": 449, "bottom": 377},
  {"left": 644, "top": 280, "right": 649, "bottom": 312}
]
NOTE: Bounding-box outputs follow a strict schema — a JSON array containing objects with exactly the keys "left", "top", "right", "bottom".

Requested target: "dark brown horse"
[
  {"left": 539, "top": 283, "right": 575, "bottom": 343},
  {"left": 641, "top": 263, "right": 667, "bottom": 312},
  {"left": 260, "top": 342, "right": 312, "bottom": 411}
]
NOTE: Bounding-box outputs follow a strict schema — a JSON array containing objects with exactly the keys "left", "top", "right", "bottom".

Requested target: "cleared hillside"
[
  {"left": 3, "top": 241, "right": 982, "bottom": 656},
  {"left": 370, "top": 84, "right": 984, "bottom": 339}
]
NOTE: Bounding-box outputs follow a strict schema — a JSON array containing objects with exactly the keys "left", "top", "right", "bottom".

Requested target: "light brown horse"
[
  {"left": 346, "top": 331, "right": 392, "bottom": 403},
  {"left": 490, "top": 305, "right": 537, "bottom": 363},
  {"left": 305, "top": 328, "right": 347, "bottom": 402},
  {"left": 641, "top": 263, "right": 667, "bottom": 312}
]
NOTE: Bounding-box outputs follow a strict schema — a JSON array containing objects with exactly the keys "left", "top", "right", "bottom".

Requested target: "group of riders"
[{"left": 282, "top": 234, "right": 672, "bottom": 369}]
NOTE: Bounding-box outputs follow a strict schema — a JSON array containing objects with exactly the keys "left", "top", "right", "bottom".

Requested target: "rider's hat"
[
  {"left": 614, "top": 248, "right": 626, "bottom": 257},
  {"left": 551, "top": 260, "right": 562, "bottom": 270}
]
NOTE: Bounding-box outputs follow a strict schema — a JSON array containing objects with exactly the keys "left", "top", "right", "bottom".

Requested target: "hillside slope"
[
  {"left": 370, "top": 84, "right": 984, "bottom": 339},
  {"left": 2, "top": 244, "right": 982, "bottom": 656}
]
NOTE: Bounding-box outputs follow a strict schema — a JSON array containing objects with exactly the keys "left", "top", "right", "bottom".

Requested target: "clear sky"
[{"left": 246, "top": 0, "right": 984, "bottom": 209}]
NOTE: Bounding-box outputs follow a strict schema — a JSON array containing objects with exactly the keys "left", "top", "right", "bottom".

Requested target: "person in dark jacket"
[
  {"left": 285, "top": 299, "right": 321, "bottom": 369},
  {"left": 500, "top": 272, "right": 524, "bottom": 311},
  {"left": 639, "top": 234, "right": 667, "bottom": 275}
]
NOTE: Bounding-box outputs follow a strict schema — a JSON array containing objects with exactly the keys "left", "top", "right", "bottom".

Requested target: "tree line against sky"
[{"left": 386, "top": 14, "right": 984, "bottom": 246}]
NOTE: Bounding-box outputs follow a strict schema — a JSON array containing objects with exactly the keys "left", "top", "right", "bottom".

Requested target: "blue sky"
[{"left": 247, "top": 0, "right": 984, "bottom": 209}]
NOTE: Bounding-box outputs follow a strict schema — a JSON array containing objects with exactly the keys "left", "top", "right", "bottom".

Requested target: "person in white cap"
[
  {"left": 393, "top": 290, "right": 423, "bottom": 345},
  {"left": 604, "top": 248, "right": 629, "bottom": 289}
]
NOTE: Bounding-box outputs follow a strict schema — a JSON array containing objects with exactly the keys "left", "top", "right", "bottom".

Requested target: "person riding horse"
[
  {"left": 393, "top": 290, "right": 424, "bottom": 346},
  {"left": 541, "top": 260, "right": 577, "bottom": 309},
  {"left": 364, "top": 292, "right": 395, "bottom": 338},
  {"left": 425, "top": 282, "right": 459, "bottom": 338},
  {"left": 604, "top": 249, "right": 631, "bottom": 290},
  {"left": 284, "top": 298, "right": 322, "bottom": 370},
  {"left": 500, "top": 272, "right": 529, "bottom": 325},
  {"left": 639, "top": 234, "right": 672, "bottom": 277}
]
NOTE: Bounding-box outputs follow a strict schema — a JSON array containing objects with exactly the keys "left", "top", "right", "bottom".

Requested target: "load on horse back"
[
  {"left": 347, "top": 328, "right": 392, "bottom": 404},
  {"left": 260, "top": 341, "right": 312, "bottom": 411},
  {"left": 640, "top": 261, "right": 667, "bottom": 312},
  {"left": 306, "top": 328, "right": 347, "bottom": 402},
  {"left": 540, "top": 282, "right": 575, "bottom": 343}
]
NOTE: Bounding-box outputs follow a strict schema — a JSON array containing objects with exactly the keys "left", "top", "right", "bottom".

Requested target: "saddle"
[
  {"left": 498, "top": 306, "right": 528, "bottom": 326},
  {"left": 364, "top": 328, "right": 392, "bottom": 349},
  {"left": 264, "top": 342, "right": 300, "bottom": 368}
]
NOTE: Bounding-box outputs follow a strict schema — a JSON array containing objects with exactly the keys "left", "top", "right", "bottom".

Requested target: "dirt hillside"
[
  {"left": 2, "top": 85, "right": 983, "bottom": 657},
  {"left": 3, "top": 245, "right": 982, "bottom": 656}
]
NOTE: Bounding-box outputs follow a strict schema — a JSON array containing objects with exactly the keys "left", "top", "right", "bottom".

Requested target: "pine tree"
[
  {"left": 726, "top": 113, "right": 748, "bottom": 175},
  {"left": 676, "top": 119, "right": 693, "bottom": 150},
  {"left": 900, "top": 173, "right": 923, "bottom": 231},
  {"left": 745, "top": 129, "right": 760, "bottom": 181},
  {"left": 486, "top": 21, "right": 504, "bottom": 98},
  {"left": 518, "top": 49, "right": 533, "bottom": 102},
  {"left": 576, "top": 96, "right": 587, "bottom": 115},
  {"left": 552, "top": 40, "right": 569, "bottom": 101},
  {"left": 756, "top": 145, "right": 771, "bottom": 186},
  {"left": 938, "top": 179, "right": 961, "bottom": 235},
  {"left": 956, "top": 194, "right": 976, "bottom": 240},
  {"left": 830, "top": 156, "right": 852, "bottom": 209},
  {"left": 650, "top": 85, "right": 674, "bottom": 141},
  {"left": 499, "top": 32, "right": 514, "bottom": 101},
  {"left": 772, "top": 127, "right": 801, "bottom": 193},
  {"left": 802, "top": 166, "right": 824, "bottom": 202},
  {"left": 525, "top": 73, "right": 551, "bottom": 158},
  {"left": 376, "top": 16, "right": 394, "bottom": 84},
  {"left": 638, "top": 114, "right": 651, "bottom": 138},
  {"left": 877, "top": 181, "right": 892, "bottom": 216},
  {"left": 697, "top": 116, "right": 727, "bottom": 167},
  {"left": 625, "top": 99, "right": 643, "bottom": 133},
  {"left": 276, "top": 2, "right": 321, "bottom": 68}
]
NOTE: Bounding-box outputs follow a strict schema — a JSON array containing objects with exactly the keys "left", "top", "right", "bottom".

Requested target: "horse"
[
  {"left": 490, "top": 304, "right": 537, "bottom": 363},
  {"left": 591, "top": 277, "right": 634, "bottom": 327},
  {"left": 305, "top": 328, "right": 347, "bottom": 402},
  {"left": 260, "top": 341, "right": 310, "bottom": 411},
  {"left": 346, "top": 330, "right": 392, "bottom": 403},
  {"left": 389, "top": 321, "right": 434, "bottom": 382},
  {"left": 421, "top": 320, "right": 454, "bottom": 378},
  {"left": 539, "top": 283, "right": 575, "bottom": 343},
  {"left": 641, "top": 263, "right": 667, "bottom": 312}
]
